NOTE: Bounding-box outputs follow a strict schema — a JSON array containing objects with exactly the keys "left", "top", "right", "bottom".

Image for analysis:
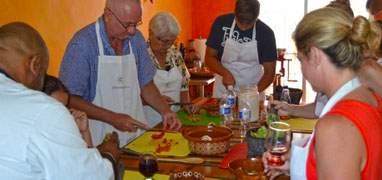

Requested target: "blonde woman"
[{"left": 264, "top": 8, "right": 382, "bottom": 179}]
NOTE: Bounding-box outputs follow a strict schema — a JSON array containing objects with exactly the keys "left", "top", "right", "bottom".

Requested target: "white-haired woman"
[{"left": 143, "top": 12, "right": 192, "bottom": 127}]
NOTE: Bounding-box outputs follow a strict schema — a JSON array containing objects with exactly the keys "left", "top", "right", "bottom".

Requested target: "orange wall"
[
  {"left": 141, "top": 0, "right": 193, "bottom": 46},
  {"left": 192, "top": 0, "right": 236, "bottom": 39},
  {"left": 0, "top": 0, "right": 192, "bottom": 76}
]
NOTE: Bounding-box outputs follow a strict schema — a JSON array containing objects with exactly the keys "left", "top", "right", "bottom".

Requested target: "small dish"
[
  {"left": 169, "top": 170, "right": 204, "bottom": 180},
  {"left": 229, "top": 158, "right": 266, "bottom": 180}
]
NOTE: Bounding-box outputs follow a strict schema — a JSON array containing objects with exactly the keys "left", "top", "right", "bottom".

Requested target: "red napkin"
[{"left": 219, "top": 143, "right": 248, "bottom": 169}]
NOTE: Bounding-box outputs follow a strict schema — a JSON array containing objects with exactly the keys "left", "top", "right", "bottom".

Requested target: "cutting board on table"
[
  {"left": 125, "top": 131, "right": 190, "bottom": 157},
  {"left": 123, "top": 170, "right": 168, "bottom": 180},
  {"left": 284, "top": 118, "right": 317, "bottom": 133},
  {"left": 177, "top": 110, "right": 222, "bottom": 126},
  {"left": 177, "top": 97, "right": 222, "bottom": 126}
]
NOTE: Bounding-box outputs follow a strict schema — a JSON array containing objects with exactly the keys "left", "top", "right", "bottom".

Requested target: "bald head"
[
  {"left": 0, "top": 22, "right": 49, "bottom": 90},
  {"left": 0, "top": 22, "right": 48, "bottom": 61},
  {"left": 106, "top": 0, "right": 141, "bottom": 15},
  {"left": 104, "top": 0, "right": 142, "bottom": 39}
]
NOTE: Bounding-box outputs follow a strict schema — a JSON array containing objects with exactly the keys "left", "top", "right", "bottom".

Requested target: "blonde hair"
[
  {"left": 293, "top": 7, "right": 381, "bottom": 70},
  {"left": 149, "top": 12, "right": 180, "bottom": 38}
]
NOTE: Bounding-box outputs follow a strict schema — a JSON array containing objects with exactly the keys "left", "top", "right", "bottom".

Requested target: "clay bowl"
[
  {"left": 182, "top": 124, "right": 233, "bottom": 155},
  {"left": 229, "top": 158, "right": 266, "bottom": 180}
]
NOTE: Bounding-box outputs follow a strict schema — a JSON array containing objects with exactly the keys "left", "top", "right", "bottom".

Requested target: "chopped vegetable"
[
  {"left": 250, "top": 126, "right": 268, "bottom": 139},
  {"left": 151, "top": 131, "right": 165, "bottom": 140}
]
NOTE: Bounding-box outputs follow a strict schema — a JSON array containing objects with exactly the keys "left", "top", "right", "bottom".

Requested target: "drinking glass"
[
  {"left": 265, "top": 121, "right": 291, "bottom": 166},
  {"left": 139, "top": 153, "right": 158, "bottom": 180},
  {"left": 193, "top": 60, "right": 202, "bottom": 70}
]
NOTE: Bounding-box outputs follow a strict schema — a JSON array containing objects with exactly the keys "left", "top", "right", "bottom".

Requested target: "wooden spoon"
[
  {"left": 157, "top": 157, "right": 204, "bottom": 164},
  {"left": 122, "top": 148, "right": 204, "bottom": 164}
]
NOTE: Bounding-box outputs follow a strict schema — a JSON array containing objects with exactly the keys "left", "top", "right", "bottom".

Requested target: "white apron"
[
  {"left": 290, "top": 78, "right": 361, "bottom": 179},
  {"left": 90, "top": 20, "right": 147, "bottom": 146},
  {"left": 314, "top": 92, "right": 329, "bottom": 117},
  {"left": 143, "top": 56, "right": 183, "bottom": 128},
  {"left": 213, "top": 19, "right": 264, "bottom": 97}
]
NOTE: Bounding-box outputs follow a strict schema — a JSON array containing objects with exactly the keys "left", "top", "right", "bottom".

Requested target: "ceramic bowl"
[
  {"left": 182, "top": 124, "right": 233, "bottom": 155},
  {"left": 229, "top": 158, "right": 266, "bottom": 180}
]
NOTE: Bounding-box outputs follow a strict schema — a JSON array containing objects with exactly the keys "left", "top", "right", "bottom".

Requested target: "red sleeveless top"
[{"left": 306, "top": 94, "right": 382, "bottom": 180}]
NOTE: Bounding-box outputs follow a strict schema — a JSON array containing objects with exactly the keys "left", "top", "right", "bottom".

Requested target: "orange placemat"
[{"left": 125, "top": 131, "right": 190, "bottom": 157}]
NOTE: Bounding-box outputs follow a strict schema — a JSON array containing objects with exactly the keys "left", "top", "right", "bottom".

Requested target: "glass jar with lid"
[{"left": 238, "top": 84, "right": 259, "bottom": 122}]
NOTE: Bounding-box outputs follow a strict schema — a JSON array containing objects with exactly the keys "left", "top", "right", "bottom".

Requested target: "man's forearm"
[
  {"left": 141, "top": 81, "right": 171, "bottom": 114},
  {"left": 258, "top": 62, "right": 276, "bottom": 92},
  {"left": 69, "top": 95, "right": 115, "bottom": 124},
  {"left": 205, "top": 47, "right": 230, "bottom": 77}
]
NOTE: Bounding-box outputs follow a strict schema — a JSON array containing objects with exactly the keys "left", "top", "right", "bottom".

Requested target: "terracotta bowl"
[
  {"left": 169, "top": 170, "right": 204, "bottom": 180},
  {"left": 229, "top": 158, "right": 266, "bottom": 180},
  {"left": 182, "top": 124, "right": 233, "bottom": 155}
]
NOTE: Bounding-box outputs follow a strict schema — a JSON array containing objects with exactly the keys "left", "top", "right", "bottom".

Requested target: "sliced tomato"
[{"left": 151, "top": 131, "right": 165, "bottom": 140}]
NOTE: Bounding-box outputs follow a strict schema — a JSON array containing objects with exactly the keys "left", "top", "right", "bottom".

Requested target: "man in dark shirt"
[{"left": 205, "top": 0, "right": 277, "bottom": 96}]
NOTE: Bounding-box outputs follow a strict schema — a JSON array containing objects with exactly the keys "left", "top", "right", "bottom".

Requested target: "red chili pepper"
[{"left": 151, "top": 131, "right": 165, "bottom": 140}]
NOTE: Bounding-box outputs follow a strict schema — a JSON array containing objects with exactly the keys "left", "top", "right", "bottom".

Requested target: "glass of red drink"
[
  {"left": 265, "top": 121, "right": 291, "bottom": 166},
  {"left": 139, "top": 153, "right": 158, "bottom": 180}
]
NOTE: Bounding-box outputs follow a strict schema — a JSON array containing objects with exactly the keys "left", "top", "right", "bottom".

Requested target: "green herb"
[{"left": 250, "top": 126, "right": 268, "bottom": 139}]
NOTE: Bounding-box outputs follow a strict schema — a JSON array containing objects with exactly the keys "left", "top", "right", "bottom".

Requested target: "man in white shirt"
[{"left": 0, "top": 22, "right": 118, "bottom": 180}]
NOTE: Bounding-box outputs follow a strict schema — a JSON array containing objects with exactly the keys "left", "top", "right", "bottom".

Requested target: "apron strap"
[
  {"left": 128, "top": 39, "right": 133, "bottom": 55},
  {"left": 95, "top": 20, "right": 105, "bottom": 56},
  {"left": 96, "top": 20, "right": 134, "bottom": 57},
  {"left": 229, "top": 19, "right": 236, "bottom": 39},
  {"left": 252, "top": 22, "right": 256, "bottom": 39}
]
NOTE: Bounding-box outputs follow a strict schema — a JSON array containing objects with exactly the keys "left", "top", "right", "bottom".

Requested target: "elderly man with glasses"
[{"left": 59, "top": 0, "right": 181, "bottom": 147}]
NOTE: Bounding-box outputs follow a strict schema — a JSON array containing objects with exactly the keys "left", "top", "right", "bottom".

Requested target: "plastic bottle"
[
  {"left": 238, "top": 85, "right": 259, "bottom": 122},
  {"left": 226, "top": 86, "right": 236, "bottom": 107},
  {"left": 239, "top": 101, "right": 251, "bottom": 137},
  {"left": 279, "top": 88, "right": 291, "bottom": 120},
  {"left": 219, "top": 94, "right": 233, "bottom": 126}
]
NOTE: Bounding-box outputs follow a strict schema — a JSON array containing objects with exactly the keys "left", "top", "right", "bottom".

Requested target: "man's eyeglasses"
[{"left": 106, "top": 8, "right": 142, "bottom": 29}]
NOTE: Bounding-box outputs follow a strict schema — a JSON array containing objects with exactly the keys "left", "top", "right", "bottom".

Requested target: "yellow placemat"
[
  {"left": 125, "top": 131, "right": 190, "bottom": 157},
  {"left": 284, "top": 118, "right": 317, "bottom": 133},
  {"left": 123, "top": 170, "right": 168, "bottom": 180}
]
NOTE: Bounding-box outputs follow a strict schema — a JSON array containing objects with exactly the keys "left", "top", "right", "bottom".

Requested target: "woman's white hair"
[{"left": 149, "top": 12, "right": 180, "bottom": 38}]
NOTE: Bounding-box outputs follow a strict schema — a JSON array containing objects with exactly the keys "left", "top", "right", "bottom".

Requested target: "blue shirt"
[
  {"left": 0, "top": 74, "right": 114, "bottom": 180},
  {"left": 59, "top": 17, "right": 156, "bottom": 102}
]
